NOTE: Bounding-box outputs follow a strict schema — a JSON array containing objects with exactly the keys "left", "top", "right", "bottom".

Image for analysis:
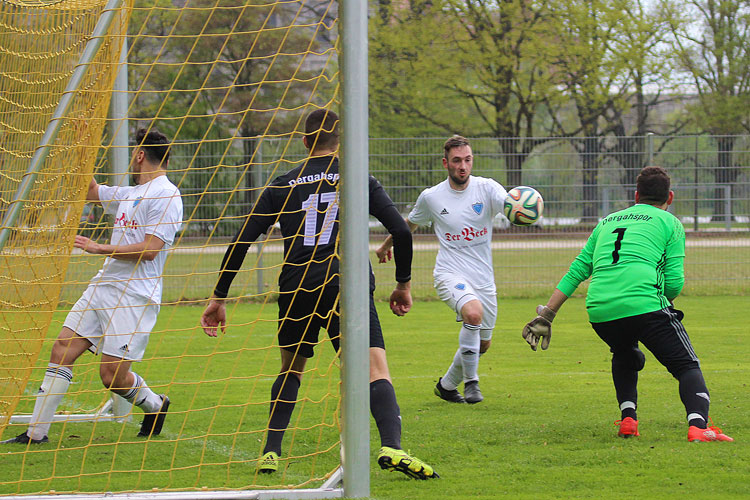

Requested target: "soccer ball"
[{"left": 503, "top": 186, "right": 544, "bottom": 226}]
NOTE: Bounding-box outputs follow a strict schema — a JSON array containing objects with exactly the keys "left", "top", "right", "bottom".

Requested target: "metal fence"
[
  {"left": 169, "top": 134, "right": 750, "bottom": 234},
  {"left": 71, "top": 135, "right": 749, "bottom": 303}
]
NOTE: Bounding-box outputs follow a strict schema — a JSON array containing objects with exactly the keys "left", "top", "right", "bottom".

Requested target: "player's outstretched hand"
[
  {"left": 389, "top": 285, "right": 412, "bottom": 316},
  {"left": 201, "top": 299, "right": 226, "bottom": 337},
  {"left": 522, "top": 305, "right": 556, "bottom": 351},
  {"left": 376, "top": 246, "right": 392, "bottom": 263}
]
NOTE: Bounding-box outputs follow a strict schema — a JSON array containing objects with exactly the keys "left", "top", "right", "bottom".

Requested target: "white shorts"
[
  {"left": 434, "top": 274, "right": 497, "bottom": 340},
  {"left": 63, "top": 283, "right": 159, "bottom": 361}
]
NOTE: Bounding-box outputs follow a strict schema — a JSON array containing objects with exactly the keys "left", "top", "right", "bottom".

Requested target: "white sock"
[
  {"left": 459, "top": 323, "right": 481, "bottom": 383},
  {"left": 28, "top": 363, "right": 73, "bottom": 440},
  {"left": 441, "top": 348, "right": 463, "bottom": 390},
  {"left": 121, "top": 372, "right": 162, "bottom": 413}
]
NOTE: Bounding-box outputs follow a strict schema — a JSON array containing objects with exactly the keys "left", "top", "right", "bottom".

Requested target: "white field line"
[{"left": 168, "top": 238, "right": 750, "bottom": 255}]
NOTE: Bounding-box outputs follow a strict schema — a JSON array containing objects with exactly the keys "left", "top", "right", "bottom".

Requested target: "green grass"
[{"left": 0, "top": 297, "right": 747, "bottom": 498}]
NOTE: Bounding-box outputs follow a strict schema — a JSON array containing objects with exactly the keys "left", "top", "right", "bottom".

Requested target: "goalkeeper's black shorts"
[
  {"left": 591, "top": 306, "right": 701, "bottom": 377},
  {"left": 277, "top": 287, "right": 385, "bottom": 358}
]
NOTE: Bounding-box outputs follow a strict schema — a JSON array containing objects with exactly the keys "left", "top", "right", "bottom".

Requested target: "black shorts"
[
  {"left": 591, "top": 307, "right": 700, "bottom": 377},
  {"left": 277, "top": 287, "right": 385, "bottom": 358}
]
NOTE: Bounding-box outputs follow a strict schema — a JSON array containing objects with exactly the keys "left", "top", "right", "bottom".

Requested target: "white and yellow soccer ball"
[{"left": 503, "top": 186, "right": 544, "bottom": 226}]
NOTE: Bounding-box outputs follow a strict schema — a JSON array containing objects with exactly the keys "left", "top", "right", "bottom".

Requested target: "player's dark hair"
[
  {"left": 305, "top": 109, "right": 339, "bottom": 151},
  {"left": 443, "top": 135, "right": 471, "bottom": 159},
  {"left": 636, "top": 166, "right": 671, "bottom": 204},
  {"left": 135, "top": 128, "right": 170, "bottom": 167}
]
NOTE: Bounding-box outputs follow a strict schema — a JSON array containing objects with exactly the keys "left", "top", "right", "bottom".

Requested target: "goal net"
[{"left": 0, "top": 0, "right": 346, "bottom": 497}]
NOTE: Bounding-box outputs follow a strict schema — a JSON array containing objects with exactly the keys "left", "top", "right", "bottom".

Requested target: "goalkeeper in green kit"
[{"left": 522, "top": 166, "right": 733, "bottom": 443}]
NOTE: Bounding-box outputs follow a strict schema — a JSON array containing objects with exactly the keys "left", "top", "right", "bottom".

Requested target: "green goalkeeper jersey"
[{"left": 557, "top": 203, "right": 686, "bottom": 323}]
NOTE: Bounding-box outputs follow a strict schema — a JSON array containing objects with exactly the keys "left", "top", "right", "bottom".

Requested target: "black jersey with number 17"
[{"left": 213, "top": 155, "right": 412, "bottom": 297}]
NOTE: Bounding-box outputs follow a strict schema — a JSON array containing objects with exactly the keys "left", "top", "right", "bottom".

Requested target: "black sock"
[
  {"left": 264, "top": 374, "right": 301, "bottom": 455},
  {"left": 370, "top": 379, "right": 401, "bottom": 450},
  {"left": 612, "top": 367, "right": 638, "bottom": 413},
  {"left": 688, "top": 417, "right": 707, "bottom": 428},
  {"left": 621, "top": 407, "right": 637, "bottom": 420},
  {"left": 678, "top": 368, "right": 709, "bottom": 429}
]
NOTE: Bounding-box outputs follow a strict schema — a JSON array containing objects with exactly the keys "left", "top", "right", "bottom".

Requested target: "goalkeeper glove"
[{"left": 522, "top": 305, "right": 556, "bottom": 351}]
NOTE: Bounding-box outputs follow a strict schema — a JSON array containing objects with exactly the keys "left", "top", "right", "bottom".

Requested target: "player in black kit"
[{"left": 200, "top": 110, "right": 437, "bottom": 480}]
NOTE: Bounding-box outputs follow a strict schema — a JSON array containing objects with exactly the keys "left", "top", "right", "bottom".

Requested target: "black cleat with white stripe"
[{"left": 434, "top": 377, "right": 466, "bottom": 403}]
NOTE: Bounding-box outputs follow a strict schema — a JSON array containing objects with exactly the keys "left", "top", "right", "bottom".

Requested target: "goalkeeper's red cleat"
[
  {"left": 688, "top": 425, "right": 733, "bottom": 442},
  {"left": 615, "top": 417, "right": 639, "bottom": 438}
]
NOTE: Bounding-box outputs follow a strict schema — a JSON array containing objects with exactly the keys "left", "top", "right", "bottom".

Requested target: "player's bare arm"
[
  {"left": 376, "top": 219, "right": 417, "bottom": 263},
  {"left": 86, "top": 177, "right": 100, "bottom": 203},
  {"left": 74, "top": 233, "right": 165, "bottom": 261}
]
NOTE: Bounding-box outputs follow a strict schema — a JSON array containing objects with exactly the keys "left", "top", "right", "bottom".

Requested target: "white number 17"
[{"left": 301, "top": 192, "right": 339, "bottom": 246}]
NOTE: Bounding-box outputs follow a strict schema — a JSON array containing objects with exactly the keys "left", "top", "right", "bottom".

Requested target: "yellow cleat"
[
  {"left": 377, "top": 446, "right": 439, "bottom": 480},
  {"left": 258, "top": 451, "right": 279, "bottom": 473}
]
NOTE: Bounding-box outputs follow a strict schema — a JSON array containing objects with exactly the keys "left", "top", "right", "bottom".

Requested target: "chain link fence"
[{"left": 70, "top": 135, "right": 749, "bottom": 303}]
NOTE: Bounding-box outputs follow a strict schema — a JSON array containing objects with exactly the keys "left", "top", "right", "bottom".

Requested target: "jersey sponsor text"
[{"left": 444, "top": 226, "right": 488, "bottom": 242}]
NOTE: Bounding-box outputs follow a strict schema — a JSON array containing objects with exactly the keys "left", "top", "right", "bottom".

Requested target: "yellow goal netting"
[
  {"left": 0, "top": 0, "right": 126, "bottom": 436},
  {"left": 0, "top": 0, "right": 342, "bottom": 496}
]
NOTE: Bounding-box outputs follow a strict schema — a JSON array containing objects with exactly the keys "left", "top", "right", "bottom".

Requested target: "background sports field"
[
  {"left": 59, "top": 237, "right": 750, "bottom": 305},
  {"left": 1, "top": 296, "right": 746, "bottom": 499}
]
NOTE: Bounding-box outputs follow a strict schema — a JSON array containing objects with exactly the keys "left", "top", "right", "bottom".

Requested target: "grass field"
[{"left": 0, "top": 296, "right": 746, "bottom": 499}]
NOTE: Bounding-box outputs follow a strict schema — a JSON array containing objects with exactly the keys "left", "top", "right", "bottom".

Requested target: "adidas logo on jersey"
[
  {"left": 440, "top": 208, "right": 449, "bottom": 215},
  {"left": 119, "top": 344, "right": 130, "bottom": 353}
]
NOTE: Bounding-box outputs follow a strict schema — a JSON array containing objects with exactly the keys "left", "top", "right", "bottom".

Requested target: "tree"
[
  {"left": 542, "top": 0, "right": 678, "bottom": 220},
  {"left": 370, "top": 0, "right": 559, "bottom": 186},
  {"left": 606, "top": 0, "right": 686, "bottom": 189},
  {"left": 128, "top": 0, "right": 336, "bottom": 140},
  {"left": 662, "top": 0, "right": 750, "bottom": 219}
]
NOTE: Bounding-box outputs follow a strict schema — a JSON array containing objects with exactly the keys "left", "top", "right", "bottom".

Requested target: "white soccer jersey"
[
  {"left": 408, "top": 176, "right": 507, "bottom": 287},
  {"left": 93, "top": 175, "right": 183, "bottom": 303}
]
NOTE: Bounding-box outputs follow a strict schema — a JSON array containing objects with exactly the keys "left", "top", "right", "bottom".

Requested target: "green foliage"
[
  {"left": 128, "top": 0, "right": 337, "bottom": 141},
  {"left": 369, "top": 0, "right": 560, "bottom": 139},
  {"left": 662, "top": 0, "right": 750, "bottom": 135},
  {"left": 367, "top": 0, "right": 684, "bottom": 188},
  {"left": 368, "top": 1, "right": 479, "bottom": 136}
]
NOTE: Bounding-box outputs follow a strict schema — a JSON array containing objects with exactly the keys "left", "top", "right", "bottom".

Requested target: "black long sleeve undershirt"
[{"left": 213, "top": 216, "right": 268, "bottom": 298}]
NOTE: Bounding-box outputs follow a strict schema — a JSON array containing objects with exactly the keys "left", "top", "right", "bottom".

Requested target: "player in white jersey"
[
  {"left": 377, "top": 135, "right": 507, "bottom": 404},
  {"left": 2, "top": 128, "right": 183, "bottom": 445}
]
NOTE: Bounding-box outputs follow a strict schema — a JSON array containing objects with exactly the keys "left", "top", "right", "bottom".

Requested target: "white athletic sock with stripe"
[
  {"left": 121, "top": 372, "right": 162, "bottom": 413},
  {"left": 441, "top": 348, "right": 463, "bottom": 391},
  {"left": 459, "top": 323, "right": 481, "bottom": 383},
  {"left": 28, "top": 363, "right": 73, "bottom": 440}
]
